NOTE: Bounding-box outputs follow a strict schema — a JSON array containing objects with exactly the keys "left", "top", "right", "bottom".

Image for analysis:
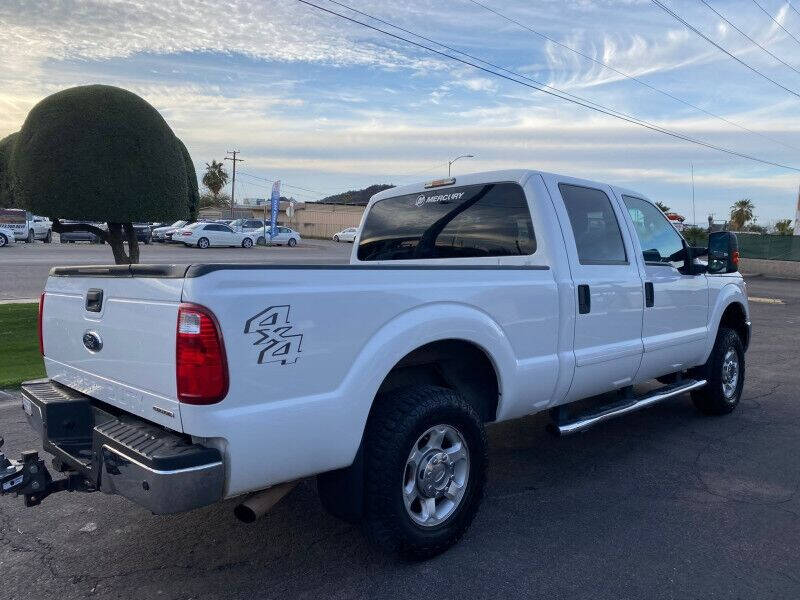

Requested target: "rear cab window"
[
  {"left": 357, "top": 182, "right": 535, "bottom": 261},
  {"left": 558, "top": 183, "right": 627, "bottom": 265}
]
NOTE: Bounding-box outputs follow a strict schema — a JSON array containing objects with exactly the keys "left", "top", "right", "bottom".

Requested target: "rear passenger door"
[
  {"left": 544, "top": 176, "right": 645, "bottom": 401},
  {"left": 618, "top": 194, "right": 709, "bottom": 381}
]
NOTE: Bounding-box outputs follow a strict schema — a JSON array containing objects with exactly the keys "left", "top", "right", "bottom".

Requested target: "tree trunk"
[
  {"left": 124, "top": 222, "right": 140, "bottom": 264},
  {"left": 106, "top": 222, "right": 139, "bottom": 265}
]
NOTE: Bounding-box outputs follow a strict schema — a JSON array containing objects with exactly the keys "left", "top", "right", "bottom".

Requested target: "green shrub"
[{"left": 13, "top": 84, "right": 187, "bottom": 222}]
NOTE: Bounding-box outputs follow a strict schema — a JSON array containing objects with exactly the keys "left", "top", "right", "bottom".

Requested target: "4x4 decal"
[{"left": 244, "top": 305, "right": 303, "bottom": 365}]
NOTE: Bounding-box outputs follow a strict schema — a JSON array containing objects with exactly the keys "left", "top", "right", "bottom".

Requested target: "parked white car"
[
  {"left": 174, "top": 222, "right": 257, "bottom": 249},
  {"left": 333, "top": 227, "right": 357, "bottom": 243},
  {"left": 0, "top": 225, "right": 15, "bottom": 247},
  {"left": 267, "top": 226, "right": 301, "bottom": 247},
  {"left": 151, "top": 220, "right": 188, "bottom": 242},
  {"left": 0, "top": 209, "right": 52, "bottom": 243},
  {"left": 5, "top": 169, "right": 751, "bottom": 560}
]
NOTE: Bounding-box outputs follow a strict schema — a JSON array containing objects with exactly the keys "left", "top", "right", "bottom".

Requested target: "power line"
[
  {"left": 236, "top": 176, "right": 317, "bottom": 200},
  {"left": 651, "top": 0, "right": 800, "bottom": 100},
  {"left": 237, "top": 170, "right": 332, "bottom": 196},
  {"left": 789, "top": 1, "right": 800, "bottom": 20},
  {"left": 467, "top": 0, "right": 800, "bottom": 153},
  {"left": 751, "top": 0, "right": 800, "bottom": 46},
  {"left": 296, "top": 0, "right": 800, "bottom": 172},
  {"left": 325, "top": 0, "right": 800, "bottom": 162},
  {"left": 699, "top": 0, "right": 800, "bottom": 76}
]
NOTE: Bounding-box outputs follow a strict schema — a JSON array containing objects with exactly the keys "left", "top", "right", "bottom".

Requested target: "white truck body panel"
[{"left": 38, "top": 169, "right": 750, "bottom": 500}]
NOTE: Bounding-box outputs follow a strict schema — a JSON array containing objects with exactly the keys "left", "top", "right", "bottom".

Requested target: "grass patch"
[{"left": 0, "top": 303, "right": 45, "bottom": 388}]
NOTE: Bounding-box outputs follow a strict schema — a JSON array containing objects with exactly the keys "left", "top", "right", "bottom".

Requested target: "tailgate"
[{"left": 42, "top": 266, "right": 186, "bottom": 431}]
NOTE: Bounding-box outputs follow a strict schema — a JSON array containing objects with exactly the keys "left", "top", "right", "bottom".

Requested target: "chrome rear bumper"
[{"left": 20, "top": 379, "right": 224, "bottom": 514}]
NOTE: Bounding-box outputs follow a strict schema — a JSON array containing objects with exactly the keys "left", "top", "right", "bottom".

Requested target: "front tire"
[
  {"left": 0, "top": 233, "right": 7, "bottom": 247},
  {"left": 242, "top": 237, "right": 253, "bottom": 248},
  {"left": 334, "top": 235, "right": 340, "bottom": 242},
  {"left": 26, "top": 229, "right": 34, "bottom": 243},
  {"left": 691, "top": 327, "right": 745, "bottom": 415},
  {"left": 44, "top": 230, "right": 52, "bottom": 243},
  {"left": 362, "top": 385, "right": 487, "bottom": 560},
  {"left": 197, "top": 237, "right": 210, "bottom": 249},
  {"left": 287, "top": 237, "right": 297, "bottom": 247}
]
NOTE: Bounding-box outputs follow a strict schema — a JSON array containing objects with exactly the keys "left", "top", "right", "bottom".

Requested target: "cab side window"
[
  {"left": 622, "top": 196, "right": 684, "bottom": 266},
  {"left": 558, "top": 183, "right": 627, "bottom": 264}
]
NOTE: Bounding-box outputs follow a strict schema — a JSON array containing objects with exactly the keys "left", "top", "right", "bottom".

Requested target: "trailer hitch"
[{"left": 0, "top": 437, "right": 93, "bottom": 507}]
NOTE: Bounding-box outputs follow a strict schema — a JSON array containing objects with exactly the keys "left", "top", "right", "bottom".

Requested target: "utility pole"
[
  {"left": 691, "top": 162, "right": 696, "bottom": 226},
  {"left": 225, "top": 150, "right": 244, "bottom": 218}
]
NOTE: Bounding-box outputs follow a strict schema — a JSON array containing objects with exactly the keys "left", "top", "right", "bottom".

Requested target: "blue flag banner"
[{"left": 270, "top": 181, "right": 281, "bottom": 239}]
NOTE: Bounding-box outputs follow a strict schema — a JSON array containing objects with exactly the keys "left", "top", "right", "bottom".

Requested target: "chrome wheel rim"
[
  {"left": 721, "top": 348, "right": 739, "bottom": 399},
  {"left": 402, "top": 424, "right": 469, "bottom": 528}
]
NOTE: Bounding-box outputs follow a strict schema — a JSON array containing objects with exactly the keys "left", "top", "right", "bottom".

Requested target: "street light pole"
[{"left": 448, "top": 154, "right": 474, "bottom": 177}]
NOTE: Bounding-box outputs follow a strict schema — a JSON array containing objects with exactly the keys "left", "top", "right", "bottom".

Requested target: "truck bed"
[{"left": 44, "top": 262, "right": 560, "bottom": 495}]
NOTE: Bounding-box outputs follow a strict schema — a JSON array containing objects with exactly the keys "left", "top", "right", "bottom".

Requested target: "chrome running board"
[{"left": 554, "top": 379, "right": 707, "bottom": 436}]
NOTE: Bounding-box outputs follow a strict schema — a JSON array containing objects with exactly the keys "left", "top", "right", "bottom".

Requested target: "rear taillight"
[
  {"left": 176, "top": 303, "right": 228, "bottom": 405},
  {"left": 38, "top": 292, "right": 45, "bottom": 356}
]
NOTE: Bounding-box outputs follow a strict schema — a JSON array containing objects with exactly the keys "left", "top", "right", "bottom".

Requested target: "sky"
[{"left": 2, "top": 0, "right": 800, "bottom": 225}]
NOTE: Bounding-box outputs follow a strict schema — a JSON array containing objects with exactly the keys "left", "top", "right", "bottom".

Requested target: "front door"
[
  {"left": 544, "top": 176, "right": 645, "bottom": 402},
  {"left": 618, "top": 194, "right": 709, "bottom": 381}
]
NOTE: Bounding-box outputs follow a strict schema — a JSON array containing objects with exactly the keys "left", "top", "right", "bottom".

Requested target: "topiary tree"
[
  {"left": 0, "top": 132, "right": 18, "bottom": 207},
  {"left": 177, "top": 138, "right": 200, "bottom": 222},
  {"left": 12, "top": 85, "right": 194, "bottom": 264}
]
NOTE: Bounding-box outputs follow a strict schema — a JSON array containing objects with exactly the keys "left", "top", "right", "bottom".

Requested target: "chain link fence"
[{"left": 736, "top": 234, "right": 800, "bottom": 262}]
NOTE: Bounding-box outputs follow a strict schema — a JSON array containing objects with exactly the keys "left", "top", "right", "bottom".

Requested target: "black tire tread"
[
  {"left": 691, "top": 327, "right": 744, "bottom": 415},
  {"left": 362, "top": 385, "right": 487, "bottom": 560}
]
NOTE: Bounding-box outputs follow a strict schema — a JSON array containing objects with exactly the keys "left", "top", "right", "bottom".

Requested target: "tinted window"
[
  {"left": 558, "top": 183, "right": 627, "bottom": 264},
  {"left": 204, "top": 224, "right": 224, "bottom": 231},
  {"left": 623, "top": 195, "right": 684, "bottom": 266},
  {"left": 358, "top": 183, "right": 535, "bottom": 261},
  {"left": 220, "top": 225, "right": 234, "bottom": 233}
]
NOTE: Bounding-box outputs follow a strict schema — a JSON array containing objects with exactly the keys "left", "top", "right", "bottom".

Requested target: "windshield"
[{"left": 357, "top": 182, "right": 535, "bottom": 261}]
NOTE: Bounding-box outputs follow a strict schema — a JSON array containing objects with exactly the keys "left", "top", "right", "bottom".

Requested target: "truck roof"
[{"left": 369, "top": 169, "right": 650, "bottom": 207}]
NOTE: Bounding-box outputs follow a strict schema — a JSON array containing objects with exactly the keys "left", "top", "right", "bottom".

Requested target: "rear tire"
[
  {"left": 26, "top": 229, "right": 34, "bottom": 243},
  {"left": 197, "top": 237, "right": 210, "bottom": 249},
  {"left": 362, "top": 385, "right": 487, "bottom": 560},
  {"left": 44, "top": 230, "right": 52, "bottom": 243},
  {"left": 691, "top": 327, "right": 744, "bottom": 415},
  {"left": 0, "top": 233, "right": 7, "bottom": 247}
]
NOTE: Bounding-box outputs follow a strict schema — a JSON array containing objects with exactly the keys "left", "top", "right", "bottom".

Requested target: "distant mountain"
[{"left": 317, "top": 184, "right": 395, "bottom": 205}]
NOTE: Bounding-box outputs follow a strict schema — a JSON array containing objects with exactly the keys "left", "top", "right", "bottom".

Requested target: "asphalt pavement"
[
  {"left": 0, "top": 258, "right": 798, "bottom": 598},
  {"left": 0, "top": 237, "right": 352, "bottom": 300}
]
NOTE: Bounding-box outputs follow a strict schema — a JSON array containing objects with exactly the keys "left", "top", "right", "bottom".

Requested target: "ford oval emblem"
[{"left": 82, "top": 331, "right": 103, "bottom": 352}]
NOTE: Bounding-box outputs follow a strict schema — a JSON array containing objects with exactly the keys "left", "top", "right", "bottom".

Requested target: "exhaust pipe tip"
[
  {"left": 234, "top": 481, "right": 298, "bottom": 524},
  {"left": 233, "top": 503, "right": 258, "bottom": 524}
]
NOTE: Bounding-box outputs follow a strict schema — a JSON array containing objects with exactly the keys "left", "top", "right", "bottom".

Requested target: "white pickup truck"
[{"left": 1, "top": 170, "right": 750, "bottom": 559}]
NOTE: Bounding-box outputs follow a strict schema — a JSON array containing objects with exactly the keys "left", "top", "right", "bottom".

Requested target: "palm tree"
[
  {"left": 729, "top": 198, "right": 755, "bottom": 230},
  {"left": 775, "top": 219, "right": 793, "bottom": 235},
  {"left": 202, "top": 160, "right": 229, "bottom": 202},
  {"left": 655, "top": 201, "right": 670, "bottom": 213}
]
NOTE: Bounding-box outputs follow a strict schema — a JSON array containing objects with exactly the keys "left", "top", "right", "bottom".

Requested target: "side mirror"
[{"left": 707, "top": 231, "right": 739, "bottom": 274}]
